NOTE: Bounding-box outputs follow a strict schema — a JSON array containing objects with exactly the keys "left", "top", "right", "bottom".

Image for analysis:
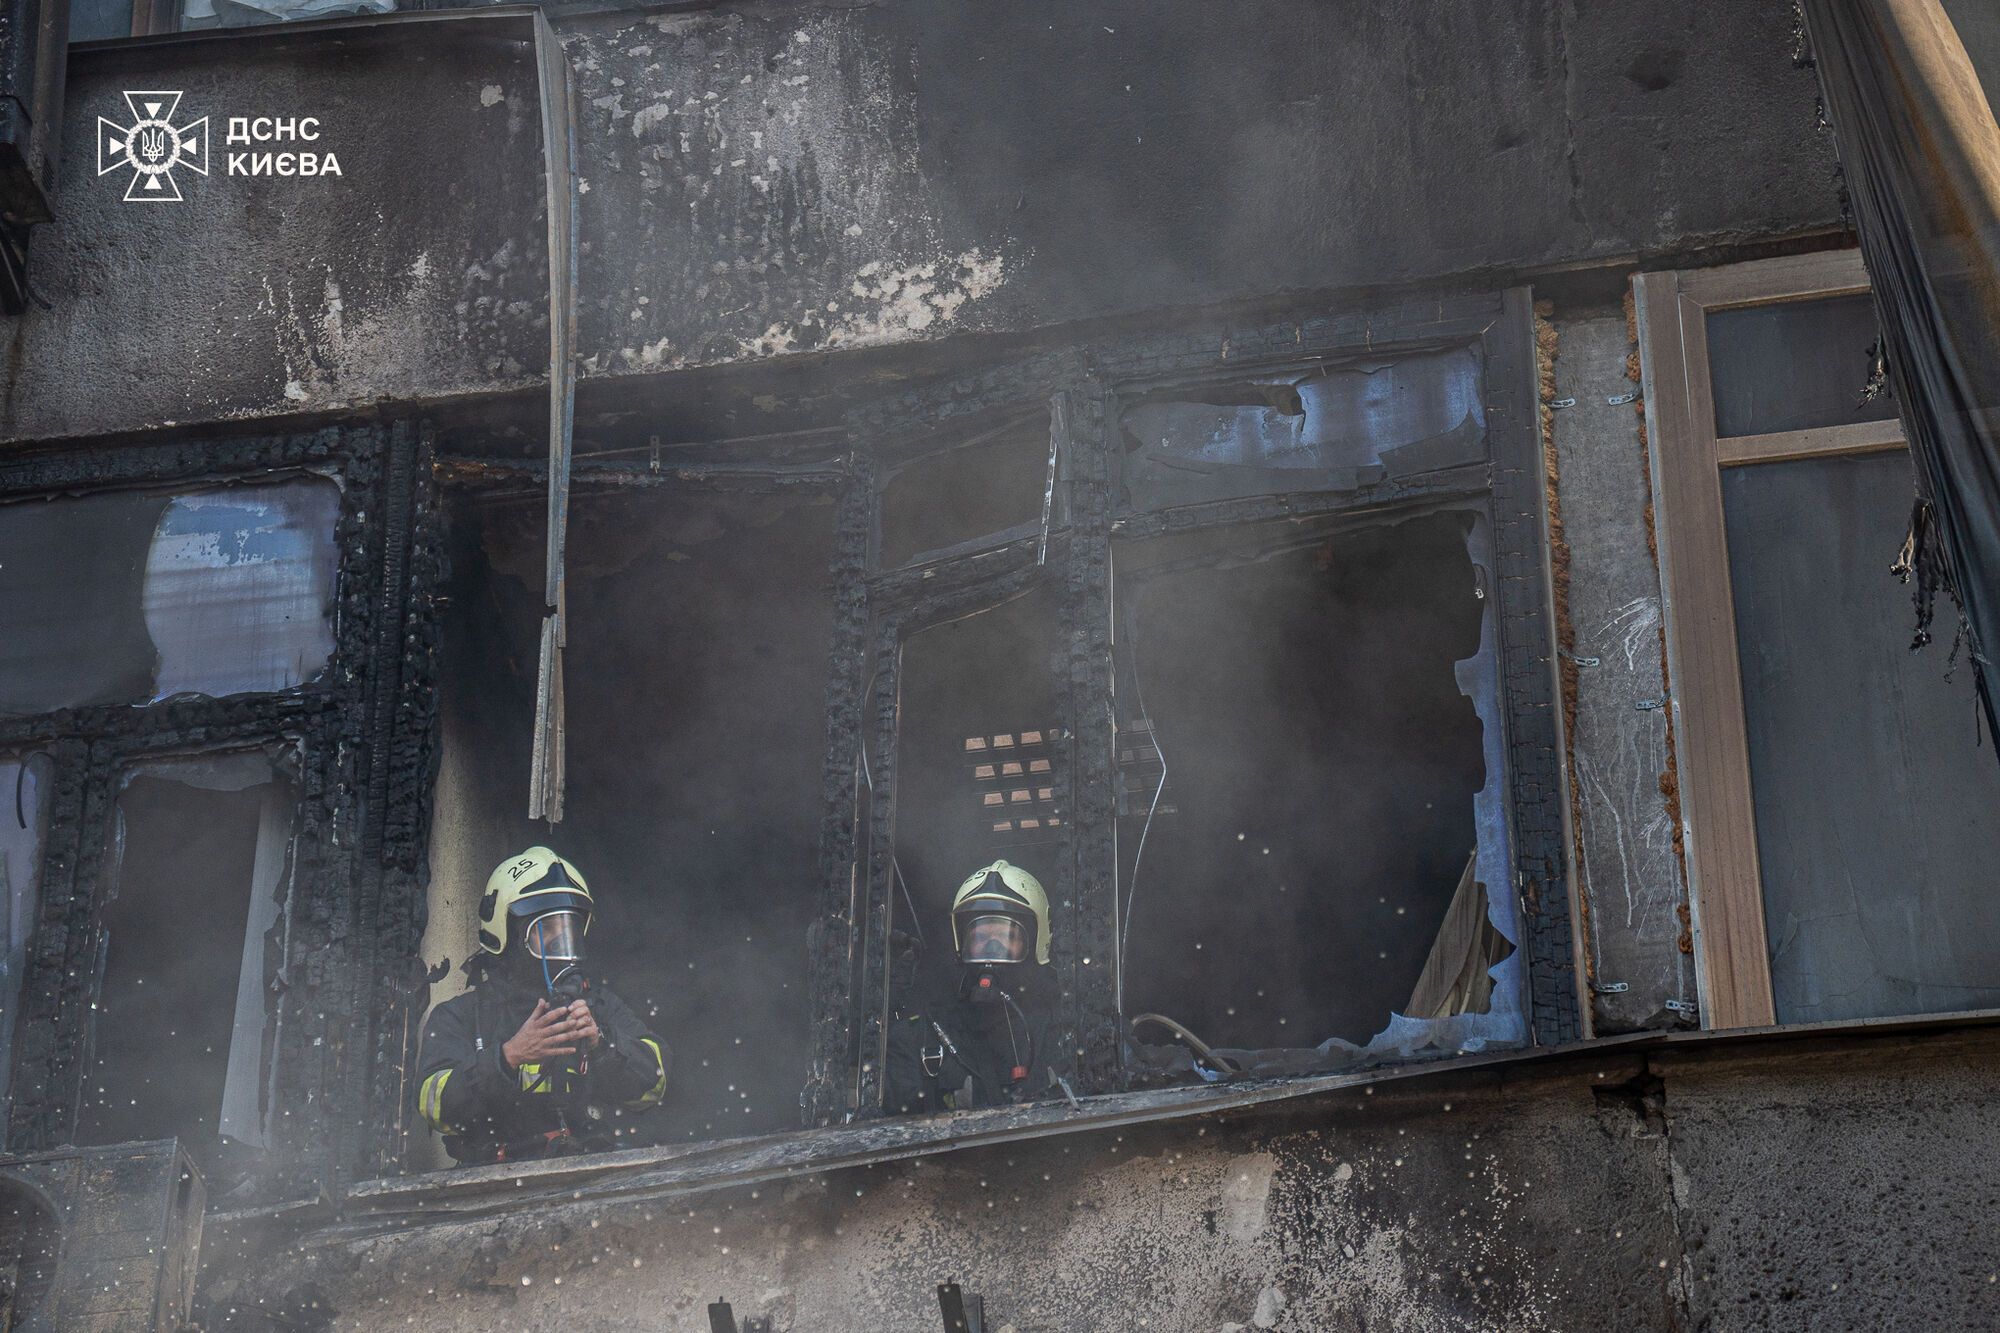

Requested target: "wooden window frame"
[{"left": 1635, "top": 249, "right": 1907, "bottom": 1031}]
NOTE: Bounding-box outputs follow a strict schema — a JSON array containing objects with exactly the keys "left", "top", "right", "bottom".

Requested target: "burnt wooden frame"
[
  {"left": 1633, "top": 248, "right": 1906, "bottom": 1031},
  {"left": 0, "top": 423, "right": 443, "bottom": 1191},
  {"left": 808, "top": 287, "right": 1580, "bottom": 1122}
]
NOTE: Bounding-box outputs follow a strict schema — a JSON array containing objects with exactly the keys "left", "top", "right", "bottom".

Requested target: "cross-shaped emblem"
[{"left": 98, "top": 91, "right": 209, "bottom": 202}]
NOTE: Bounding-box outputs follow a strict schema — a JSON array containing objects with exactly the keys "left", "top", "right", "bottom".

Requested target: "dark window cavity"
[
  {"left": 890, "top": 586, "right": 1066, "bottom": 1010},
  {"left": 1115, "top": 512, "right": 1523, "bottom": 1070},
  {"left": 79, "top": 752, "right": 298, "bottom": 1152},
  {"left": 434, "top": 490, "right": 836, "bottom": 1146},
  {"left": 0, "top": 477, "right": 339, "bottom": 717},
  {"left": 879, "top": 409, "right": 1052, "bottom": 567}
]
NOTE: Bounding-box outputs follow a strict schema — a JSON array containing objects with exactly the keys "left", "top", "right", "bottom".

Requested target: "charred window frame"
[
  {"left": 0, "top": 423, "right": 441, "bottom": 1192},
  {"left": 811, "top": 291, "right": 1579, "bottom": 1121}
]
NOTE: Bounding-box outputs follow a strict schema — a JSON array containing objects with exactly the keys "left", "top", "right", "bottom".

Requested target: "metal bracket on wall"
[{"left": 1591, "top": 980, "right": 1631, "bottom": 994}]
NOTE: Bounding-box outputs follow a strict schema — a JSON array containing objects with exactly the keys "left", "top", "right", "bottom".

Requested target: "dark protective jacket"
[
  {"left": 884, "top": 989, "right": 1058, "bottom": 1115},
  {"left": 417, "top": 970, "right": 668, "bottom": 1164}
]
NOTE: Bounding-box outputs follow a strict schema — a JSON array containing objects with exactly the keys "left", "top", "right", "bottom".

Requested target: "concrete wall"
[
  {"left": 4, "top": 0, "right": 1838, "bottom": 443},
  {"left": 196, "top": 1023, "right": 2000, "bottom": 1332}
]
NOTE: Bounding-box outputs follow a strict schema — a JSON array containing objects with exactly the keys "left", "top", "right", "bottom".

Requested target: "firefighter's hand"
[
  {"left": 502, "top": 999, "right": 594, "bottom": 1069},
  {"left": 564, "top": 1000, "right": 603, "bottom": 1050}
]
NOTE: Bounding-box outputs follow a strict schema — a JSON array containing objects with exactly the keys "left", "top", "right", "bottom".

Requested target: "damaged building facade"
[{"left": 0, "top": 0, "right": 1999, "bottom": 1327}]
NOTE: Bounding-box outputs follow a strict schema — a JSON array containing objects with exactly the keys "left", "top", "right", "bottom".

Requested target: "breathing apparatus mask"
[
  {"left": 521, "top": 908, "right": 588, "bottom": 998},
  {"left": 956, "top": 912, "right": 1029, "bottom": 1003}
]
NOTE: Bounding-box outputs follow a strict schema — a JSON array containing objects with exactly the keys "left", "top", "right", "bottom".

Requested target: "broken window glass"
[
  {"left": 0, "top": 476, "right": 339, "bottom": 717},
  {"left": 1117, "top": 347, "right": 1486, "bottom": 509},
  {"left": 0, "top": 753, "right": 51, "bottom": 1119},
  {"left": 1115, "top": 512, "right": 1524, "bottom": 1076},
  {"left": 878, "top": 409, "right": 1052, "bottom": 567},
  {"left": 78, "top": 752, "right": 297, "bottom": 1153},
  {"left": 432, "top": 490, "right": 837, "bottom": 1147},
  {"left": 1722, "top": 451, "right": 2000, "bottom": 1023},
  {"left": 1705, "top": 294, "right": 1899, "bottom": 438}
]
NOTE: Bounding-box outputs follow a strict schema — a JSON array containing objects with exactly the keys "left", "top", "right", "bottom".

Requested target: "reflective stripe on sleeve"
[
  {"left": 419, "top": 1069, "right": 454, "bottom": 1132},
  {"left": 629, "top": 1038, "right": 667, "bottom": 1107}
]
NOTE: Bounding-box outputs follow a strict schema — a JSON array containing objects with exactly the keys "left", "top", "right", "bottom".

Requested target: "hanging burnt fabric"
[
  {"left": 528, "top": 10, "right": 580, "bottom": 824},
  {"left": 1800, "top": 0, "right": 2000, "bottom": 749}
]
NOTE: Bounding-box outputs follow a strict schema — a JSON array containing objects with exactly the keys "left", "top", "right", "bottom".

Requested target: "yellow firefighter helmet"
[
  {"left": 949, "top": 860, "right": 1051, "bottom": 966},
  {"left": 478, "top": 846, "right": 593, "bottom": 956}
]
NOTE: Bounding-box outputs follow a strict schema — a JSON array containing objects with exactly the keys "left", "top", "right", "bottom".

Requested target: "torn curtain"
[{"left": 1801, "top": 0, "right": 2000, "bottom": 749}]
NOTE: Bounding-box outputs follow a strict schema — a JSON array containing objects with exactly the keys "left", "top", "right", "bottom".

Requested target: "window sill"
[{"left": 206, "top": 1006, "right": 2000, "bottom": 1250}]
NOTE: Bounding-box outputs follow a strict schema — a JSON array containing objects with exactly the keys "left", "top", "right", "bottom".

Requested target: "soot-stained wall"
[
  {"left": 197, "top": 1023, "right": 2000, "bottom": 1333},
  {"left": 4, "top": 0, "right": 1836, "bottom": 443}
]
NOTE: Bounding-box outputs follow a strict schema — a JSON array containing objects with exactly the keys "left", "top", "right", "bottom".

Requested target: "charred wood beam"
[
  {"left": 853, "top": 613, "right": 903, "bottom": 1116},
  {"left": 1088, "top": 293, "right": 1505, "bottom": 386},
  {"left": 1486, "top": 289, "right": 1583, "bottom": 1046},
  {"left": 1056, "top": 381, "right": 1121, "bottom": 1092},
  {"left": 867, "top": 532, "right": 1074, "bottom": 609},
  {"left": 356, "top": 424, "right": 447, "bottom": 1182},
  {"left": 803, "top": 465, "right": 875, "bottom": 1126},
  {"left": 0, "top": 427, "right": 353, "bottom": 498},
  {"left": 0, "top": 690, "right": 332, "bottom": 751},
  {"left": 1109, "top": 461, "right": 1492, "bottom": 544},
  {"left": 435, "top": 455, "right": 846, "bottom": 497}
]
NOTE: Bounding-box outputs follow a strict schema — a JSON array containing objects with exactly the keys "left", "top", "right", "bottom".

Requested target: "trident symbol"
[{"left": 139, "top": 126, "right": 168, "bottom": 163}]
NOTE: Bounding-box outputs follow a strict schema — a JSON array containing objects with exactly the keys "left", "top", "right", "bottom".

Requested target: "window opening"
[
  {"left": 879, "top": 409, "right": 1052, "bottom": 567},
  {"left": 0, "top": 476, "right": 339, "bottom": 717},
  {"left": 1115, "top": 511, "right": 1522, "bottom": 1078},
  {"left": 887, "top": 587, "right": 1065, "bottom": 1080},
  {"left": 79, "top": 752, "right": 298, "bottom": 1156},
  {"left": 431, "top": 489, "right": 836, "bottom": 1147}
]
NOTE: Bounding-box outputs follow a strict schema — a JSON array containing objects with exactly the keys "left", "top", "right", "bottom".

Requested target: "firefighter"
[
  {"left": 885, "top": 859, "right": 1060, "bottom": 1114},
  {"left": 417, "top": 847, "right": 668, "bottom": 1164}
]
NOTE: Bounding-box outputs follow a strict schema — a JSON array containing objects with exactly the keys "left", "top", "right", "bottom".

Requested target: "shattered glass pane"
[
  {"left": 1119, "top": 347, "right": 1486, "bottom": 509},
  {"left": 0, "top": 754, "right": 51, "bottom": 1118},
  {"left": 79, "top": 753, "right": 297, "bottom": 1153},
  {"left": 879, "top": 410, "right": 1051, "bottom": 567},
  {"left": 145, "top": 485, "right": 341, "bottom": 701},
  {"left": 0, "top": 476, "right": 339, "bottom": 717},
  {"left": 1705, "top": 294, "right": 1899, "bottom": 438}
]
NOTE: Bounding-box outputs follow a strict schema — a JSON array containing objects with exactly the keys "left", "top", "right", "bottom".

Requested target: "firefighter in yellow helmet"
[
  {"left": 885, "top": 860, "right": 1059, "bottom": 1114},
  {"left": 416, "top": 847, "right": 668, "bottom": 1164}
]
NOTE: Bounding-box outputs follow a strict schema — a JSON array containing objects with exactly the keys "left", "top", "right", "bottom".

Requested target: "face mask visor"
[
  {"left": 523, "top": 910, "right": 586, "bottom": 963},
  {"left": 959, "top": 913, "right": 1029, "bottom": 965}
]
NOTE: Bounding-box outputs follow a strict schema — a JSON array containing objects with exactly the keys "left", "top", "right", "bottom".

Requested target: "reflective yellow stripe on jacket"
[
  {"left": 631, "top": 1038, "right": 667, "bottom": 1107},
  {"left": 418, "top": 1069, "right": 454, "bottom": 1132}
]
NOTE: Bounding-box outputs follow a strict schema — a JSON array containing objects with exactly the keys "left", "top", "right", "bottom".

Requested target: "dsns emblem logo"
[{"left": 98, "top": 91, "right": 209, "bottom": 202}]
